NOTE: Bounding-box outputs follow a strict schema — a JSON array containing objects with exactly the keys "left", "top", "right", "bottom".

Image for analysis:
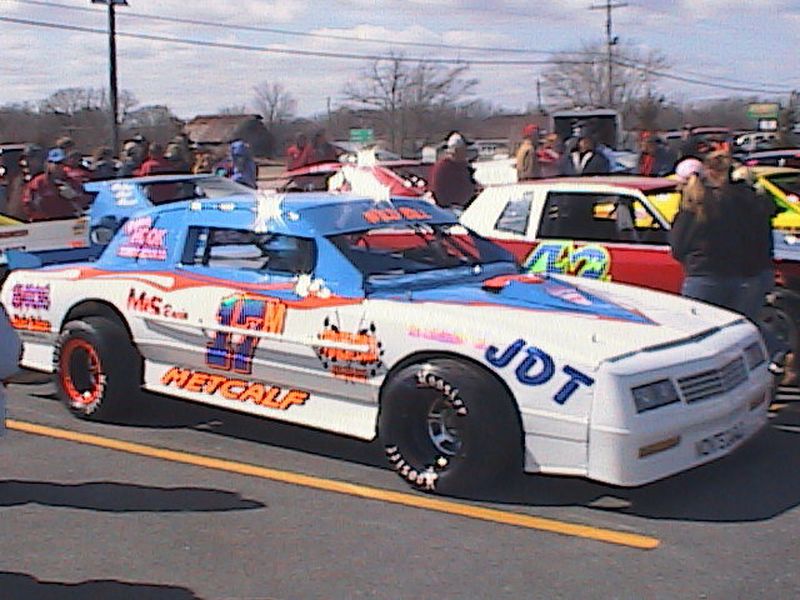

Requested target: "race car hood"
[{"left": 370, "top": 273, "right": 743, "bottom": 368}]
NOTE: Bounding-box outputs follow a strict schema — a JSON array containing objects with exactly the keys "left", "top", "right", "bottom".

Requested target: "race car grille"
[{"left": 677, "top": 357, "right": 748, "bottom": 403}]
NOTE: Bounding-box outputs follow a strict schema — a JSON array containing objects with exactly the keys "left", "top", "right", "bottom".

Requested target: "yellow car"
[
  {"left": 650, "top": 166, "right": 800, "bottom": 231},
  {"left": 740, "top": 166, "right": 800, "bottom": 232}
]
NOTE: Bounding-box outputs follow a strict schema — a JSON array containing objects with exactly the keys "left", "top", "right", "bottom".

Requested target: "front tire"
[
  {"left": 379, "top": 358, "right": 522, "bottom": 495},
  {"left": 55, "top": 316, "right": 141, "bottom": 420}
]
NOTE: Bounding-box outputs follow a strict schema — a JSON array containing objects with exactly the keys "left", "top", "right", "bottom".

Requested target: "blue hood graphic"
[{"left": 371, "top": 274, "right": 653, "bottom": 325}]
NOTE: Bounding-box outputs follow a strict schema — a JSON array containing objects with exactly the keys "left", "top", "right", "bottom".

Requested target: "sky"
[{"left": 0, "top": 0, "right": 798, "bottom": 119}]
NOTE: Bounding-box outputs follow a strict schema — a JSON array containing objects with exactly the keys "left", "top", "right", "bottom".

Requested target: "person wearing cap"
[
  {"left": 515, "top": 124, "right": 541, "bottom": 180},
  {"left": 429, "top": 132, "right": 477, "bottom": 212},
  {"left": 229, "top": 139, "right": 258, "bottom": 189},
  {"left": 21, "top": 148, "right": 88, "bottom": 221}
]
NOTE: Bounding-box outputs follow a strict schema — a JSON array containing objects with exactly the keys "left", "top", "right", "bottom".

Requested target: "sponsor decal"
[
  {"left": 127, "top": 288, "right": 188, "bottom": 320},
  {"left": 11, "top": 283, "right": 50, "bottom": 310},
  {"left": 543, "top": 282, "right": 593, "bottom": 307},
  {"left": 385, "top": 445, "right": 443, "bottom": 491},
  {"left": 206, "top": 294, "right": 287, "bottom": 374},
  {"left": 485, "top": 338, "right": 594, "bottom": 404},
  {"left": 315, "top": 317, "right": 384, "bottom": 381},
  {"left": 161, "top": 367, "right": 308, "bottom": 410},
  {"left": 10, "top": 315, "right": 51, "bottom": 332},
  {"left": 117, "top": 216, "right": 168, "bottom": 261},
  {"left": 111, "top": 182, "right": 138, "bottom": 207},
  {"left": 407, "top": 326, "right": 487, "bottom": 349},
  {"left": 362, "top": 206, "right": 432, "bottom": 224},
  {"left": 525, "top": 241, "right": 611, "bottom": 281}
]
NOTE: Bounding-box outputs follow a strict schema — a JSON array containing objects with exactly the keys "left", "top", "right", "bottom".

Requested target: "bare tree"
[
  {"left": 38, "top": 87, "right": 138, "bottom": 117},
  {"left": 253, "top": 82, "right": 297, "bottom": 126},
  {"left": 542, "top": 42, "right": 669, "bottom": 112},
  {"left": 342, "top": 52, "right": 478, "bottom": 153},
  {"left": 217, "top": 105, "right": 249, "bottom": 115}
]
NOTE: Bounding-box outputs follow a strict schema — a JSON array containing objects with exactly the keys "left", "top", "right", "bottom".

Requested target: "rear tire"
[
  {"left": 379, "top": 358, "right": 522, "bottom": 495},
  {"left": 54, "top": 316, "right": 141, "bottom": 421}
]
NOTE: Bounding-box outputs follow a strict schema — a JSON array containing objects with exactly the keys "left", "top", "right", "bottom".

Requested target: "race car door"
[
  {"left": 169, "top": 224, "right": 376, "bottom": 438},
  {"left": 528, "top": 190, "right": 684, "bottom": 293}
]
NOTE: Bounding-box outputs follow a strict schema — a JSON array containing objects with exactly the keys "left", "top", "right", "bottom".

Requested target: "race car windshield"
[{"left": 328, "top": 223, "right": 515, "bottom": 277}]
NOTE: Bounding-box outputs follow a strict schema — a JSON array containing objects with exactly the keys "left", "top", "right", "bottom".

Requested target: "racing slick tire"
[
  {"left": 378, "top": 358, "right": 522, "bottom": 495},
  {"left": 54, "top": 316, "right": 141, "bottom": 421}
]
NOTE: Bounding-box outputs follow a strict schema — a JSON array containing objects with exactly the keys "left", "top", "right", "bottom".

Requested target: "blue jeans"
[
  {"left": 682, "top": 275, "right": 743, "bottom": 313},
  {"left": 739, "top": 269, "right": 775, "bottom": 322}
]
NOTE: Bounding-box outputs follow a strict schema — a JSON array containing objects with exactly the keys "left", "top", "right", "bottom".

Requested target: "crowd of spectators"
[{"left": 3, "top": 134, "right": 259, "bottom": 223}]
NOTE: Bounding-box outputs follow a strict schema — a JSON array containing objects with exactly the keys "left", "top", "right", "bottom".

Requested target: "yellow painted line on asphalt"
[{"left": 7, "top": 419, "right": 659, "bottom": 550}]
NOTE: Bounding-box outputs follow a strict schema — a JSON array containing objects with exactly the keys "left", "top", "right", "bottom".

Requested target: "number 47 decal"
[
  {"left": 206, "top": 294, "right": 287, "bottom": 375},
  {"left": 524, "top": 241, "right": 611, "bottom": 281}
]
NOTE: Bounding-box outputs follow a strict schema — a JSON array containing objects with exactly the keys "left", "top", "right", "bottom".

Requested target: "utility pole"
[
  {"left": 590, "top": 1, "right": 627, "bottom": 108},
  {"left": 92, "top": 0, "right": 128, "bottom": 154},
  {"left": 536, "top": 78, "right": 543, "bottom": 113}
]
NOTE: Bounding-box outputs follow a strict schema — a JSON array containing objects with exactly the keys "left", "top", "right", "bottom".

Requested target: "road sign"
[
  {"left": 747, "top": 103, "right": 780, "bottom": 120},
  {"left": 349, "top": 128, "right": 374, "bottom": 144}
]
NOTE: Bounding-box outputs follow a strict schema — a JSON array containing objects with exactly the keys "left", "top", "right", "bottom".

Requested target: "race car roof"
[{"left": 164, "top": 192, "right": 456, "bottom": 236}]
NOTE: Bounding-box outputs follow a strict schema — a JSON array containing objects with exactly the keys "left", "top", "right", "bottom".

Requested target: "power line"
[
  {"left": 3, "top": 0, "right": 791, "bottom": 92},
  {"left": 3, "top": 0, "right": 603, "bottom": 58},
  {"left": 0, "top": 15, "right": 596, "bottom": 66},
  {"left": 0, "top": 14, "right": 793, "bottom": 95}
]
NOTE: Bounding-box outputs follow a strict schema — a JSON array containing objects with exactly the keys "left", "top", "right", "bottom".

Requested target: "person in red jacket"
[
  {"left": 135, "top": 143, "right": 173, "bottom": 176},
  {"left": 429, "top": 132, "right": 476, "bottom": 212},
  {"left": 22, "top": 148, "right": 88, "bottom": 221},
  {"left": 286, "top": 133, "right": 308, "bottom": 170}
]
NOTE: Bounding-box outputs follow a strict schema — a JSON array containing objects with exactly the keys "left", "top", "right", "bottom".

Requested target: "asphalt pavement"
[{"left": 2, "top": 379, "right": 800, "bottom": 600}]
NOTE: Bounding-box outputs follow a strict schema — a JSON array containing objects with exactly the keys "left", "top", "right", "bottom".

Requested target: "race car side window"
[
  {"left": 494, "top": 191, "right": 533, "bottom": 236},
  {"left": 184, "top": 227, "right": 315, "bottom": 275},
  {"left": 538, "top": 193, "right": 617, "bottom": 241}
]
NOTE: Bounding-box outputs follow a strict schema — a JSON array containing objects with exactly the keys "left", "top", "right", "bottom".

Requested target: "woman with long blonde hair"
[{"left": 669, "top": 155, "right": 743, "bottom": 310}]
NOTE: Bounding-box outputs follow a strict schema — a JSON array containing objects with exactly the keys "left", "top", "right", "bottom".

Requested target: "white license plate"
[{"left": 695, "top": 422, "right": 746, "bottom": 458}]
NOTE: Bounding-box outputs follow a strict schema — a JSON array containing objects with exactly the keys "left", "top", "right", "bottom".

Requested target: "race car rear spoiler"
[{"left": 4, "top": 247, "right": 102, "bottom": 271}]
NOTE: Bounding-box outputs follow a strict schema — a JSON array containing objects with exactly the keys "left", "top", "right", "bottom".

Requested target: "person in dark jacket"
[
  {"left": 429, "top": 132, "right": 477, "bottom": 211},
  {"left": 731, "top": 160, "right": 790, "bottom": 371},
  {"left": 562, "top": 136, "right": 610, "bottom": 175},
  {"left": 669, "top": 155, "right": 744, "bottom": 311}
]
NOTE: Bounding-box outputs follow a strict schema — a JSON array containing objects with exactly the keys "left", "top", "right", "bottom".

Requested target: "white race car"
[{"left": 0, "top": 192, "right": 772, "bottom": 493}]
